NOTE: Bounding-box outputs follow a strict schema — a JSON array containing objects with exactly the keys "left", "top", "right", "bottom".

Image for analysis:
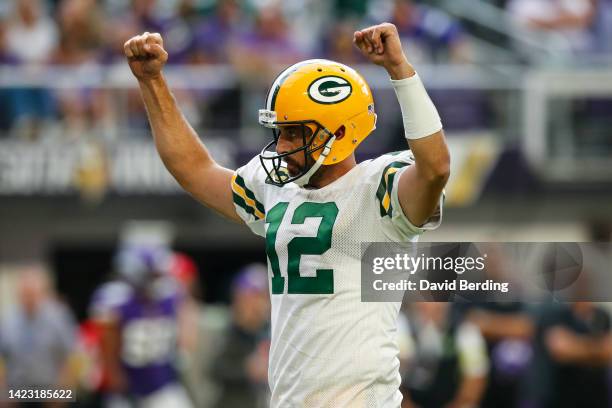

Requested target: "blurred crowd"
[
  {"left": 399, "top": 300, "right": 612, "bottom": 408},
  {"left": 0, "top": 0, "right": 470, "bottom": 70},
  {"left": 0, "top": 247, "right": 272, "bottom": 408},
  {"left": 1, "top": 0, "right": 611, "bottom": 142},
  {"left": 2, "top": 0, "right": 609, "bottom": 69},
  {"left": 0, "top": 0, "right": 468, "bottom": 141},
  {"left": 2, "top": 246, "right": 612, "bottom": 408}
]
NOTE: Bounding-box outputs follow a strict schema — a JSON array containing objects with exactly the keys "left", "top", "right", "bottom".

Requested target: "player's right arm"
[{"left": 124, "top": 32, "right": 241, "bottom": 222}]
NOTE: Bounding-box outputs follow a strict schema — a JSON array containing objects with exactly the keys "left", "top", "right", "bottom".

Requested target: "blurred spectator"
[
  {"left": 446, "top": 245, "right": 533, "bottom": 407},
  {"left": 594, "top": 0, "right": 612, "bottom": 53},
  {"left": 48, "top": 0, "right": 114, "bottom": 141},
  {"left": 280, "top": 0, "right": 333, "bottom": 56},
  {"left": 320, "top": 18, "right": 367, "bottom": 64},
  {"left": 399, "top": 302, "right": 489, "bottom": 408},
  {"left": 189, "top": 0, "right": 244, "bottom": 131},
  {"left": 105, "top": 0, "right": 201, "bottom": 65},
  {"left": 51, "top": 0, "right": 104, "bottom": 65},
  {"left": 462, "top": 302, "right": 534, "bottom": 408},
  {"left": 0, "top": 265, "right": 78, "bottom": 405},
  {"left": 52, "top": 88, "right": 113, "bottom": 141},
  {"left": 0, "top": 18, "right": 23, "bottom": 132},
  {"left": 228, "top": 5, "right": 304, "bottom": 83},
  {"left": 6, "top": 0, "right": 58, "bottom": 64},
  {"left": 507, "top": 0, "right": 597, "bottom": 55},
  {"left": 523, "top": 302, "right": 611, "bottom": 408},
  {"left": 130, "top": 0, "right": 165, "bottom": 33},
  {"left": 98, "top": 0, "right": 143, "bottom": 65},
  {"left": 164, "top": 0, "right": 206, "bottom": 64},
  {"left": 89, "top": 246, "right": 193, "bottom": 408},
  {"left": 1, "top": 1, "right": 58, "bottom": 140},
  {"left": 368, "top": 0, "right": 471, "bottom": 63},
  {"left": 192, "top": 0, "right": 243, "bottom": 64},
  {"left": 211, "top": 263, "right": 270, "bottom": 408},
  {"left": 170, "top": 252, "right": 214, "bottom": 407}
]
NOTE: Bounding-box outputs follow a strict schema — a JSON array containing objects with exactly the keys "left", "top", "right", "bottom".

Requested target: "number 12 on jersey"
[{"left": 265, "top": 201, "right": 339, "bottom": 294}]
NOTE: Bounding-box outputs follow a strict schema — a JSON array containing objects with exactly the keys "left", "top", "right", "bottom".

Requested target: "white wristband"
[{"left": 391, "top": 73, "right": 443, "bottom": 140}]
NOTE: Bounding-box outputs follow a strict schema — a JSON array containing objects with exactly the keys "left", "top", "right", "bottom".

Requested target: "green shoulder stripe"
[
  {"left": 376, "top": 161, "right": 410, "bottom": 217},
  {"left": 232, "top": 192, "right": 263, "bottom": 220},
  {"left": 234, "top": 175, "right": 265, "bottom": 214}
]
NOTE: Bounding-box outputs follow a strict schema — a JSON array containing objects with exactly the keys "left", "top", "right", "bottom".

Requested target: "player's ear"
[{"left": 334, "top": 125, "right": 346, "bottom": 140}]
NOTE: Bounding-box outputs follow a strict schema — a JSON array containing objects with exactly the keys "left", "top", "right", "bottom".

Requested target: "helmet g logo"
[{"left": 308, "top": 76, "right": 352, "bottom": 104}]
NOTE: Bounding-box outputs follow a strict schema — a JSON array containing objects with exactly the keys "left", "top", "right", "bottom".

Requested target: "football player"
[
  {"left": 124, "top": 22, "right": 449, "bottom": 407},
  {"left": 90, "top": 246, "right": 192, "bottom": 408}
]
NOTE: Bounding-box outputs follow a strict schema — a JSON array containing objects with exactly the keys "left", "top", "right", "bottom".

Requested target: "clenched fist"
[
  {"left": 353, "top": 23, "right": 414, "bottom": 79},
  {"left": 124, "top": 32, "right": 168, "bottom": 81}
]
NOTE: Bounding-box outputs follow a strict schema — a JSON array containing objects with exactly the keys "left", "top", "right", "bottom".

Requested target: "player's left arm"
[
  {"left": 397, "top": 133, "right": 449, "bottom": 227},
  {"left": 355, "top": 23, "right": 450, "bottom": 227}
]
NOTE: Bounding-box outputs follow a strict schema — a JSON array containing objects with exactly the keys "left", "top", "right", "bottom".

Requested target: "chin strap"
[{"left": 293, "top": 136, "right": 336, "bottom": 187}]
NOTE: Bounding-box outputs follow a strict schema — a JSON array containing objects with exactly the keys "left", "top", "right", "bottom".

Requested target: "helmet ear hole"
[{"left": 334, "top": 125, "right": 346, "bottom": 140}]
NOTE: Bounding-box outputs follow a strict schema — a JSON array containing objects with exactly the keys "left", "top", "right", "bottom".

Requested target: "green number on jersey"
[
  {"left": 265, "top": 202, "right": 288, "bottom": 294},
  {"left": 265, "top": 201, "right": 339, "bottom": 294}
]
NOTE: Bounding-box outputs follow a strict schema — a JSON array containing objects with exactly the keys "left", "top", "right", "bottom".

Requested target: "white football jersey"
[{"left": 231, "top": 151, "right": 443, "bottom": 408}]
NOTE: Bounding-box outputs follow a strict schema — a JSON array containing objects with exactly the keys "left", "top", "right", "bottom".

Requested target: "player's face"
[{"left": 276, "top": 124, "right": 315, "bottom": 176}]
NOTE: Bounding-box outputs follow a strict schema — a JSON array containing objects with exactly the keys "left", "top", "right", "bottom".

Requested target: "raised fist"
[
  {"left": 124, "top": 32, "right": 168, "bottom": 81},
  {"left": 353, "top": 23, "right": 408, "bottom": 69}
]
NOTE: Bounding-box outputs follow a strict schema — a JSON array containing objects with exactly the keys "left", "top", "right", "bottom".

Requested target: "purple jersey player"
[{"left": 90, "top": 246, "right": 192, "bottom": 408}]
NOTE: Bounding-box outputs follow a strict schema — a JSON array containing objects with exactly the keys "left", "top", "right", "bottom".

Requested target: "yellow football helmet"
[{"left": 258, "top": 59, "right": 377, "bottom": 186}]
